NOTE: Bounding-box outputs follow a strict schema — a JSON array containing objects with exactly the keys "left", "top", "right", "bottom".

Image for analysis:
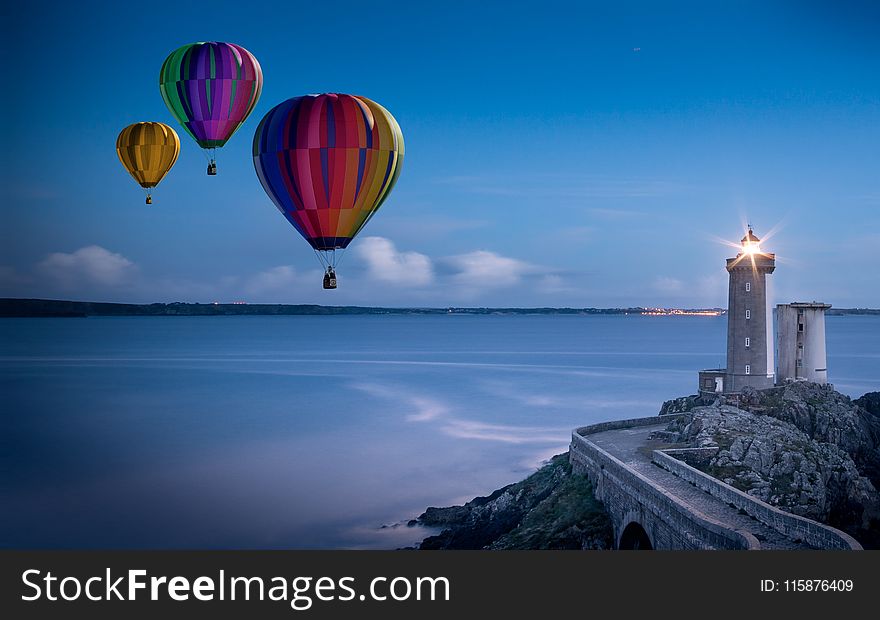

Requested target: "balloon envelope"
[
  {"left": 116, "top": 122, "right": 180, "bottom": 189},
  {"left": 252, "top": 94, "right": 404, "bottom": 251},
  {"left": 159, "top": 42, "right": 262, "bottom": 149}
]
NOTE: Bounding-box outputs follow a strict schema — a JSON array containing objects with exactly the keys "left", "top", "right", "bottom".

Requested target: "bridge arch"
[{"left": 619, "top": 521, "right": 653, "bottom": 550}]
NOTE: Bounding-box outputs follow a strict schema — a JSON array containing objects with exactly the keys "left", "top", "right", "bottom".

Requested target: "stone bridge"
[{"left": 569, "top": 414, "right": 862, "bottom": 550}]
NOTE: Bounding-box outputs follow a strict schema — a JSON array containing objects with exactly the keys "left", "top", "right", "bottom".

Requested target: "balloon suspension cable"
[
  {"left": 311, "top": 248, "right": 345, "bottom": 271},
  {"left": 312, "top": 248, "right": 330, "bottom": 270},
  {"left": 333, "top": 247, "right": 349, "bottom": 271}
]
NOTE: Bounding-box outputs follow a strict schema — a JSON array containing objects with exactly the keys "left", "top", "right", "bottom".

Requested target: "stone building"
[
  {"left": 776, "top": 302, "right": 830, "bottom": 385},
  {"left": 699, "top": 228, "right": 776, "bottom": 395}
]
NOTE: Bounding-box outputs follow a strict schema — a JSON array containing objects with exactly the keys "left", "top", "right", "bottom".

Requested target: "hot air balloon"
[
  {"left": 116, "top": 122, "right": 180, "bottom": 204},
  {"left": 252, "top": 94, "right": 404, "bottom": 289},
  {"left": 159, "top": 41, "right": 262, "bottom": 175}
]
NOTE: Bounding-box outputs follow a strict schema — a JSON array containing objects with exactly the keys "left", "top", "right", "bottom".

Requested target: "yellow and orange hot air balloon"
[{"left": 116, "top": 122, "right": 180, "bottom": 204}]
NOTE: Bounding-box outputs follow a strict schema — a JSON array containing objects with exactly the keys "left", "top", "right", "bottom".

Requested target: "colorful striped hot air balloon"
[
  {"left": 159, "top": 41, "right": 262, "bottom": 175},
  {"left": 252, "top": 94, "right": 405, "bottom": 289},
  {"left": 116, "top": 122, "right": 180, "bottom": 204}
]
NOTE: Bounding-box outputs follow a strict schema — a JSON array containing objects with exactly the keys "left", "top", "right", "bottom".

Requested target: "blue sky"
[{"left": 3, "top": 0, "right": 878, "bottom": 307}]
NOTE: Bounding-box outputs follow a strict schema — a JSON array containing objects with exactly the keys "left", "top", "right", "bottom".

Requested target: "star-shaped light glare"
[{"left": 708, "top": 221, "right": 785, "bottom": 274}]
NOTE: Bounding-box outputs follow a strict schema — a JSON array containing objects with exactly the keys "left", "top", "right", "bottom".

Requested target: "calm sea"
[{"left": 2, "top": 314, "right": 878, "bottom": 548}]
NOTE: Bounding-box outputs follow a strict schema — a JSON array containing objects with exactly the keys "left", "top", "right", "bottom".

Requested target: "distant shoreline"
[{"left": 2, "top": 298, "right": 878, "bottom": 318}]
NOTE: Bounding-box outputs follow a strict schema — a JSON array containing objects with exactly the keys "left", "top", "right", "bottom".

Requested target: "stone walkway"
[{"left": 588, "top": 423, "right": 814, "bottom": 550}]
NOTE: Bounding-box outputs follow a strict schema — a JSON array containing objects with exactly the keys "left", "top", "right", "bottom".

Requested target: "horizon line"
[{"left": 3, "top": 298, "right": 879, "bottom": 314}]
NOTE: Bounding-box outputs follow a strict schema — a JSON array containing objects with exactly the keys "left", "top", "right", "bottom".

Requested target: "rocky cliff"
[
  {"left": 659, "top": 382, "right": 880, "bottom": 548},
  {"left": 412, "top": 454, "right": 613, "bottom": 549},
  {"left": 411, "top": 382, "right": 879, "bottom": 550}
]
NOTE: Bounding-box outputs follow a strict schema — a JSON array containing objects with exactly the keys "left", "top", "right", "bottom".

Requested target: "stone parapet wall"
[
  {"left": 573, "top": 413, "right": 689, "bottom": 437},
  {"left": 659, "top": 447, "right": 719, "bottom": 469},
  {"left": 570, "top": 417, "right": 758, "bottom": 550},
  {"left": 653, "top": 449, "right": 862, "bottom": 550}
]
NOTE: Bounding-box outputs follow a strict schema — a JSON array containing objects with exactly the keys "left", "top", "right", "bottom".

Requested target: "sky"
[{"left": 2, "top": 0, "right": 878, "bottom": 307}]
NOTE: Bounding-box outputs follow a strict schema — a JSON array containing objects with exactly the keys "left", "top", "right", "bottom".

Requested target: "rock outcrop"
[
  {"left": 660, "top": 382, "right": 880, "bottom": 548},
  {"left": 659, "top": 394, "right": 703, "bottom": 416},
  {"left": 855, "top": 392, "right": 880, "bottom": 417},
  {"left": 738, "top": 384, "right": 880, "bottom": 478},
  {"left": 413, "top": 454, "right": 613, "bottom": 550}
]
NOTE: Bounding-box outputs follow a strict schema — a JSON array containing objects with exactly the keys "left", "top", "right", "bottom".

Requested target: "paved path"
[{"left": 588, "top": 423, "right": 814, "bottom": 550}]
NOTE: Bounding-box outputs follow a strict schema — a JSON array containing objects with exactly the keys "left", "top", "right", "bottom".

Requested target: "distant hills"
[
  {"left": 0, "top": 299, "right": 661, "bottom": 317},
  {"left": 1, "top": 298, "right": 877, "bottom": 318}
]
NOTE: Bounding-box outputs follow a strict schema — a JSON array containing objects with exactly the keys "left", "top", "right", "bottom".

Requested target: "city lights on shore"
[{"left": 640, "top": 308, "right": 723, "bottom": 316}]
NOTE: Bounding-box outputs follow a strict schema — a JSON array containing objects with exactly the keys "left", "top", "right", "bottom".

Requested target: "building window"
[
  {"left": 796, "top": 359, "right": 803, "bottom": 368},
  {"left": 745, "top": 337, "right": 750, "bottom": 348},
  {"left": 745, "top": 364, "right": 751, "bottom": 375},
  {"left": 798, "top": 322, "right": 804, "bottom": 332},
  {"left": 745, "top": 309, "right": 751, "bottom": 320},
  {"left": 745, "top": 282, "right": 751, "bottom": 292}
]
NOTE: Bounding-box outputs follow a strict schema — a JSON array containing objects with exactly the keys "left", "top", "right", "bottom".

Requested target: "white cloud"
[
  {"left": 5, "top": 239, "right": 571, "bottom": 305},
  {"left": 38, "top": 246, "right": 136, "bottom": 288},
  {"left": 446, "top": 250, "right": 536, "bottom": 288},
  {"left": 356, "top": 236, "right": 434, "bottom": 286}
]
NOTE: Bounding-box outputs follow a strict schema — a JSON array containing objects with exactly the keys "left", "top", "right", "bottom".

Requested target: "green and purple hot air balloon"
[{"left": 159, "top": 42, "right": 263, "bottom": 175}]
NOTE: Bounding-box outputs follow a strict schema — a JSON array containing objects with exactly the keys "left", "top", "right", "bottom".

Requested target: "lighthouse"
[
  {"left": 698, "top": 227, "right": 776, "bottom": 394},
  {"left": 724, "top": 227, "right": 776, "bottom": 391}
]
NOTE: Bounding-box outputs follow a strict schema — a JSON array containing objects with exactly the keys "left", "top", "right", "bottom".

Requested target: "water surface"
[{"left": 2, "top": 314, "right": 877, "bottom": 548}]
